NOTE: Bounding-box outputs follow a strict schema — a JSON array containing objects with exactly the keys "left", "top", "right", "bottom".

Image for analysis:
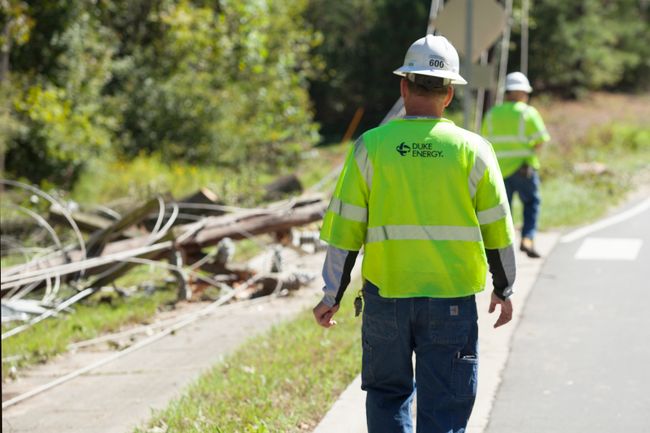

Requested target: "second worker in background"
[{"left": 482, "top": 72, "right": 551, "bottom": 258}]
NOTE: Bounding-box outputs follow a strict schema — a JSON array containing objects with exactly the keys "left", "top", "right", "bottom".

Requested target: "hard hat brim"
[
  {"left": 393, "top": 67, "right": 467, "bottom": 85},
  {"left": 505, "top": 84, "right": 533, "bottom": 93}
]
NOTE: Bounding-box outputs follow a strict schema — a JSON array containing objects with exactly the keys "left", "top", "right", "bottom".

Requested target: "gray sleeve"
[
  {"left": 321, "top": 245, "right": 360, "bottom": 307},
  {"left": 485, "top": 245, "right": 516, "bottom": 300}
]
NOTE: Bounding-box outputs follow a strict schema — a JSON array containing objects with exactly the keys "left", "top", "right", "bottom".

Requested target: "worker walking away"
[
  {"left": 482, "top": 72, "right": 551, "bottom": 258},
  {"left": 313, "top": 35, "right": 516, "bottom": 433}
]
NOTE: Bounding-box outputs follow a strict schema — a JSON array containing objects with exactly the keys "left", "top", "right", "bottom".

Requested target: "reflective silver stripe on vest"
[
  {"left": 469, "top": 138, "right": 496, "bottom": 199},
  {"left": 468, "top": 155, "right": 486, "bottom": 199},
  {"left": 354, "top": 137, "right": 373, "bottom": 190},
  {"left": 519, "top": 109, "right": 527, "bottom": 139},
  {"left": 327, "top": 197, "right": 368, "bottom": 222},
  {"left": 477, "top": 202, "right": 509, "bottom": 225},
  {"left": 495, "top": 149, "right": 534, "bottom": 158},
  {"left": 488, "top": 135, "right": 521, "bottom": 143},
  {"left": 366, "top": 225, "right": 482, "bottom": 243}
]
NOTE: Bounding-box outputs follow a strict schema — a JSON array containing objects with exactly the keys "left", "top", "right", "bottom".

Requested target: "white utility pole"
[
  {"left": 521, "top": 0, "right": 529, "bottom": 75},
  {"left": 474, "top": 50, "right": 489, "bottom": 132},
  {"left": 427, "top": 0, "right": 443, "bottom": 34},
  {"left": 463, "top": 0, "right": 473, "bottom": 130},
  {"left": 496, "top": 0, "right": 513, "bottom": 105}
]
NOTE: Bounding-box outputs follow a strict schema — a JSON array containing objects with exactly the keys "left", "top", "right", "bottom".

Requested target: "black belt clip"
[{"left": 354, "top": 290, "right": 364, "bottom": 317}]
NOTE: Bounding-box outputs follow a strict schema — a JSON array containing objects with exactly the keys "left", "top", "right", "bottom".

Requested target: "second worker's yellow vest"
[{"left": 481, "top": 101, "right": 550, "bottom": 177}]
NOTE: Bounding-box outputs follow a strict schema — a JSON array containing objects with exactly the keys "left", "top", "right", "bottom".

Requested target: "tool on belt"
[
  {"left": 354, "top": 290, "right": 363, "bottom": 317},
  {"left": 518, "top": 163, "right": 534, "bottom": 179}
]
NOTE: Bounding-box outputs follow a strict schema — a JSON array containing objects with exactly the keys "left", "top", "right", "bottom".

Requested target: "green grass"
[
  {"left": 532, "top": 122, "right": 650, "bottom": 230},
  {"left": 136, "top": 290, "right": 362, "bottom": 433},
  {"left": 1, "top": 268, "right": 178, "bottom": 380},
  {"left": 297, "top": 140, "right": 351, "bottom": 191},
  {"left": 71, "top": 153, "right": 236, "bottom": 205}
]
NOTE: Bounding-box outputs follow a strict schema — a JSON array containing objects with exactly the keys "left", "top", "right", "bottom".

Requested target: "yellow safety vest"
[
  {"left": 320, "top": 118, "right": 514, "bottom": 299},
  {"left": 481, "top": 101, "right": 551, "bottom": 177}
]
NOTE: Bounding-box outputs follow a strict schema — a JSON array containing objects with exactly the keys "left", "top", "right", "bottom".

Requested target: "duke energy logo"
[
  {"left": 396, "top": 142, "right": 411, "bottom": 156},
  {"left": 396, "top": 142, "right": 444, "bottom": 158}
]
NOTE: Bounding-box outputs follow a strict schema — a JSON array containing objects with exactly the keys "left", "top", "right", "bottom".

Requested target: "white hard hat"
[
  {"left": 393, "top": 35, "right": 467, "bottom": 85},
  {"left": 505, "top": 72, "right": 533, "bottom": 93}
]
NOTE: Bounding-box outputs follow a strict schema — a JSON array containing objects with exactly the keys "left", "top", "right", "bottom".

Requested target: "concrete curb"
[{"left": 313, "top": 232, "right": 560, "bottom": 433}]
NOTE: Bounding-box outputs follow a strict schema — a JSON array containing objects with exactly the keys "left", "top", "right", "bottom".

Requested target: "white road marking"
[
  {"left": 560, "top": 197, "right": 650, "bottom": 243},
  {"left": 574, "top": 237, "right": 643, "bottom": 261}
]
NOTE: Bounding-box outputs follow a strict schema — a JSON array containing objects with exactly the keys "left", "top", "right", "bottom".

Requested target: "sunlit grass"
[
  {"left": 509, "top": 122, "right": 650, "bottom": 231},
  {"left": 297, "top": 140, "right": 350, "bottom": 191}
]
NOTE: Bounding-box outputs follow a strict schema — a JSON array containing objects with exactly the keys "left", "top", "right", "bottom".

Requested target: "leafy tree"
[
  {"left": 306, "top": 0, "right": 431, "bottom": 137},
  {"left": 512, "top": 0, "right": 650, "bottom": 94},
  {"left": 4, "top": 1, "right": 118, "bottom": 186},
  {"left": 117, "top": 0, "right": 319, "bottom": 170},
  {"left": 1, "top": 0, "right": 33, "bottom": 176},
  {"left": 2, "top": 0, "right": 321, "bottom": 188}
]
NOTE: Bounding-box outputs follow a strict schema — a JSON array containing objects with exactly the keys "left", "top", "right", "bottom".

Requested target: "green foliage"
[
  {"left": 70, "top": 153, "right": 257, "bottom": 205},
  {"left": 532, "top": 122, "right": 650, "bottom": 229},
  {"left": 2, "top": 0, "right": 649, "bottom": 192},
  {"left": 305, "top": 0, "right": 431, "bottom": 135},
  {"left": 518, "top": 0, "right": 650, "bottom": 94},
  {"left": 117, "top": 0, "right": 319, "bottom": 169},
  {"left": 2, "top": 0, "right": 320, "bottom": 189},
  {"left": 0, "top": 0, "right": 34, "bottom": 77},
  {"left": 4, "top": 2, "right": 119, "bottom": 186}
]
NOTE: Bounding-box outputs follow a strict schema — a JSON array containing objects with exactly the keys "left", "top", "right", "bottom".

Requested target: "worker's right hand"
[
  {"left": 313, "top": 301, "right": 340, "bottom": 328},
  {"left": 489, "top": 292, "right": 513, "bottom": 328}
]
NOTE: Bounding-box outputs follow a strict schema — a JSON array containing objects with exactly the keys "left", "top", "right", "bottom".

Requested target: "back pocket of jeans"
[{"left": 452, "top": 355, "right": 478, "bottom": 400}]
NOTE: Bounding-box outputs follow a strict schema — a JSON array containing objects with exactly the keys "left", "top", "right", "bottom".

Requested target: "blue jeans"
[
  {"left": 504, "top": 167, "right": 541, "bottom": 240},
  {"left": 361, "top": 281, "right": 479, "bottom": 433}
]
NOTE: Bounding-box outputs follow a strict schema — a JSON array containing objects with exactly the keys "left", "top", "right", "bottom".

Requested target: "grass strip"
[
  {"left": 510, "top": 122, "right": 650, "bottom": 230},
  {"left": 136, "top": 292, "right": 362, "bottom": 433}
]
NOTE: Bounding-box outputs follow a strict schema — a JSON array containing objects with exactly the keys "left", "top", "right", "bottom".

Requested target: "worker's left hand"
[
  {"left": 313, "top": 301, "right": 340, "bottom": 328},
  {"left": 489, "top": 292, "right": 513, "bottom": 328}
]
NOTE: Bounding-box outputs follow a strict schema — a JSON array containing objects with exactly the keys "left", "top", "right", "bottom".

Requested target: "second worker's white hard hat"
[
  {"left": 393, "top": 35, "right": 467, "bottom": 85},
  {"left": 505, "top": 72, "right": 533, "bottom": 93}
]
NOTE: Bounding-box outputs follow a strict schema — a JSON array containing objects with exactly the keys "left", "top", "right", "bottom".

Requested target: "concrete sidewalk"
[{"left": 313, "top": 232, "right": 560, "bottom": 433}]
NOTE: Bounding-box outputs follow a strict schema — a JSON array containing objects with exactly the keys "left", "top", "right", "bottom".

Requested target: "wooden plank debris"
[
  {"left": 48, "top": 207, "right": 143, "bottom": 238},
  {"left": 2, "top": 194, "right": 328, "bottom": 295}
]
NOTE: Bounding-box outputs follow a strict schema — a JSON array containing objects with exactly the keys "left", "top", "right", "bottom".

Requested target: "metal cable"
[
  {"left": 0, "top": 179, "right": 87, "bottom": 274},
  {"left": 1, "top": 288, "right": 94, "bottom": 340}
]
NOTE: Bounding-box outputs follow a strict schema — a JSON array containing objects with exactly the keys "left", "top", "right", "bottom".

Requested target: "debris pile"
[{"left": 1, "top": 179, "right": 329, "bottom": 338}]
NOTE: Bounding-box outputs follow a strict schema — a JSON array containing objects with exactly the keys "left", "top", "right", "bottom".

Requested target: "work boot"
[{"left": 520, "top": 237, "right": 541, "bottom": 258}]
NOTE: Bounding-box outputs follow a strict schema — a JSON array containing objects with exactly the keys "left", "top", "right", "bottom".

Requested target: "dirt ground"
[{"left": 536, "top": 92, "right": 650, "bottom": 149}]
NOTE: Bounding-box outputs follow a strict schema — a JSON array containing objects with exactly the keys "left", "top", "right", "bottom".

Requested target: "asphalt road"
[{"left": 485, "top": 197, "right": 650, "bottom": 432}]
